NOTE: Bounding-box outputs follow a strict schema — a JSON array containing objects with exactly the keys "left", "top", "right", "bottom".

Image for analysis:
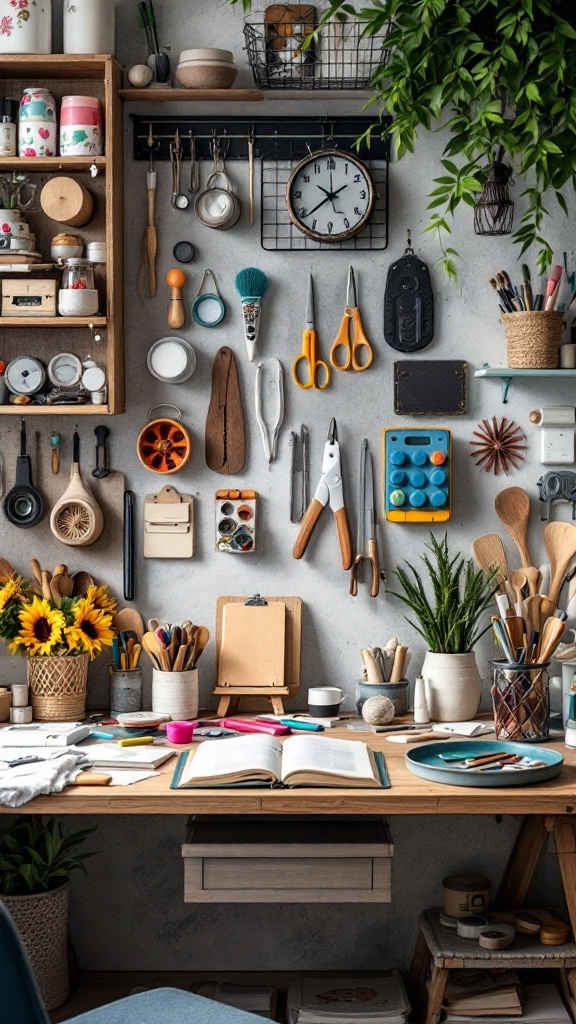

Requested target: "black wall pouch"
[
  {"left": 384, "top": 231, "right": 434, "bottom": 352},
  {"left": 4, "top": 419, "right": 43, "bottom": 528}
]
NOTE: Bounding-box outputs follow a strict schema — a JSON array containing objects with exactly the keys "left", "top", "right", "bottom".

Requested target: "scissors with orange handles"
[
  {"left": 330, "top": 266, "right": 373, "bottom": 372},
  {"left": 291, "top": 274, "right": 331, "bottom": 390}
]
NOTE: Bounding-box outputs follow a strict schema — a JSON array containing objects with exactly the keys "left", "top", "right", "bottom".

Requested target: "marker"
[
  {"left": 118, "top": 736, "right": 154, "bottom": 747},
  {"left": 90, "top": 730, "right": 115, "bottom": 740},
  {"left": 278, "top": 718, "right": 324, "bottom": 732}
]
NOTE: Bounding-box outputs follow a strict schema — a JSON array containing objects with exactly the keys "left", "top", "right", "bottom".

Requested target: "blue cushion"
[{"left": 66, "top": 989, "right": 267, "bottom": 1024}]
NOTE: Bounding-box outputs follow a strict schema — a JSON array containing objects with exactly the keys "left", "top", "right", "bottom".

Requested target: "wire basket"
[{"left": 244, "top": 18, "right": 389, "bottom": 89}]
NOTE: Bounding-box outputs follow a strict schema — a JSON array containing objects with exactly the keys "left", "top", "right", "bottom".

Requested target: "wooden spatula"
[
  {"left": 472, "top": 534, "right": 509, "bottom": 594},
  {"left": 544, "top": 521, "right": 576, "bottom": 605},
  {"left": 538, "top": 615, "right": 566, "bottom": 662},
  {"left": 494, "top": 487, "right": 541, "bottom": 596},
  {"left": 523, "top": 595, "right": 557, "bottom": 635}
]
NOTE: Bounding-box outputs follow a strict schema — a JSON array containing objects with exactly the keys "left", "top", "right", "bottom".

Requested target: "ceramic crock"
[
  {"left": 19, "top": 120, "right": 56, "bottom": 157},
  {"left": 59, "top": 95, "right": 102, "bottom": 155},
  {"left": 0, "top": 0, "right": 51, "bottom": 53},
  {"left": 19, "top": 88, "right": 56, "bottom": 122},
  {"left": 420, "top": 651, "right": 483, "bottom": 722},
  {"left": 63, "top": 0, "right": 115, "bottom": 55}
]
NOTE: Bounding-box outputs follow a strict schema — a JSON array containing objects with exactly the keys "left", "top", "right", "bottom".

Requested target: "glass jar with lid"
[
  {"left": 61, "top": 257, "right": 94, "bottom": 291},
  {"left": 59, "top": 258, "right": 99, "bottom": 317}
]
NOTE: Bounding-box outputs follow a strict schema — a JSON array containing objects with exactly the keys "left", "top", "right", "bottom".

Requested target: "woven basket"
[
  {"left": 2, "top": 883, "right": 70, "bottom": 1010},
  {"left": 27, "top": 654, "right": 89, "bottom": 721},
  {"left": 502, "top": 311, "right": 564, "bottom": 368}
]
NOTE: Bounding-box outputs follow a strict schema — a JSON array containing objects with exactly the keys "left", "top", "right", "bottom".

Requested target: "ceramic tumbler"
[
  {"left": 0, "top": 0, "right": 52, "bottom": 54},
  {"left": 19, "top": 88, "right": 56, "bottom": 122},
  {"left": 152, "top": 668, "right": 199, "bottom": 720},
  {"left": 63, "top": 0, "right": 116, "bottom": 55},
  {"left": 60, "top": 95, "right": 103, "bottom": 156},
  {"left": 19, "top": 119, "right": 56, "bottom": 157}
]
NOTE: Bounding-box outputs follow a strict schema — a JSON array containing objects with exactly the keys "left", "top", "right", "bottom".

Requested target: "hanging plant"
[{"left": 230, "top": 0, "right": 576, "bottom": 277}]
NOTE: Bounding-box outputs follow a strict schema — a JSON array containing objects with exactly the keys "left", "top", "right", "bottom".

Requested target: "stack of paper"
[
  {"left": 442, "top": 970, "right": 522, "bottom": 1017},
  {"left": 445, "top": 984, "right": 571, "bottom": 1023},
  {"left": 287, "top": 974, "right": 410, "bottom": 1024},
  {"left": 195, "top": 983, "right": 276, "bottom": 1018}
]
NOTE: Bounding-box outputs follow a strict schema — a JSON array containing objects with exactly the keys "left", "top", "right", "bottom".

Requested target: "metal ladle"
[{"left": 170, "top": 131, "right": 189, "bottom": 210}]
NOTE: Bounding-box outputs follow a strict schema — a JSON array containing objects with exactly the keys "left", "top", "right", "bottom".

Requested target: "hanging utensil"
[
  {"left": 248, "top": 125, "right": 255, "bottom": 227},
  {"left": 92, "top": 425, "right": 110, "bottom": 479},
  {"left": 255, "top": 358, "right": 284, "bottom": 463},
  {"left": 189, "top": 130, "right": 200, "bottom": 194},
  {"left": 4, "top": 419, "right": 44, "bottom": 529},
  {"left": 290, "top": 425, "right": 309, "bottom": 523},
  {"left": 124, "top": 489, "right": 135, "bottom": 601},
  {"left": 50, "top": 431, "right": 104, "bottom": 546},
  {"left": 139, "top": 123, "right": 158, "bottom": 301},
  {"left": 170, "top": 131, "right": 189, "bottom": 210}
]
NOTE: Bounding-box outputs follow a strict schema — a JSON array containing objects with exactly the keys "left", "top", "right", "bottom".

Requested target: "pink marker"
[{"left": 220, "top": 718, "right": 291, "bottom": 736}]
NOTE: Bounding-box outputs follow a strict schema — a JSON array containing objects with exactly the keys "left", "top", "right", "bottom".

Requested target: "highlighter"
[
  {"left": 118, "top": 736, "right": 154, "bottom": 747},
  {"left": 279, "top": 719, "right": 323, "bottom": 732}
]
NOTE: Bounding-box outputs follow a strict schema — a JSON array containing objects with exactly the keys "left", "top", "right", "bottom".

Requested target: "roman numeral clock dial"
[{"left": 286, "top": 149, "right": 376, "bottom": 243}]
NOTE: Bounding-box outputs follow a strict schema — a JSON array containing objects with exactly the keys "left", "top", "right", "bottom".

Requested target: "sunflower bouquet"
[{"left": 0, "top": 574, "right": 116, "bottom": 660}]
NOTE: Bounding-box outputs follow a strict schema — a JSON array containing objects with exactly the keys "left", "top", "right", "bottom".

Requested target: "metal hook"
[{"left": 89, "top": 321, "right": 101, "bottom": 344}]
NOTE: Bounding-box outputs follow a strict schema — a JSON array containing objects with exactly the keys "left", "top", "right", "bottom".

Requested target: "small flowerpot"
[
  {"left": 356, "top": 679, "right": 409, "bottom": 717},
  {"left": 421, "top": 651, "right": 482, "bottom": 722},
  {"left": 3, "top": 882, "right": 70, "bottom": 1009}
]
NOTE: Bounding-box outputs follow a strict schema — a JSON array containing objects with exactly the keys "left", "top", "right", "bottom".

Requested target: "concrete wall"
[{"left": 4, "top": 0, "right": 575, "bottom": 975}]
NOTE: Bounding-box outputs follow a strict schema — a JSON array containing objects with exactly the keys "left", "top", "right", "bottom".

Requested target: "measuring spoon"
[{"left": 170, "top": 134, "right": 189, "bottom": 210}]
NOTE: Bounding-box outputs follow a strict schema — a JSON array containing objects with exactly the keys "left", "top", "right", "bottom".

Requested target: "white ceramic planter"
[
  {"left": 63, "top": 0, "right": 115, "bottom": 55},
  {"left": 0, "top": 0, "right": 51, "bottom": 54},
  {"left": 421, "top": 651, "right": 482, "bottom": 722}
]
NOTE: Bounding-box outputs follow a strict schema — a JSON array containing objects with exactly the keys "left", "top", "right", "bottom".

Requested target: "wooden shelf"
[
  {"left": 0, "top": 54, "right": 113, "bottom": 80},
  {"left": 475, "top": 366, "right": 576, "bottom": 403},
  {"left": 0, "top": 156, "right": 105, "bottom": 173},
  {"left": 0, "top": 317, "right": 107, "bottom": 327},
  {"left": 119, "top": 87, "right": 264, "bottom": 102},
  {"left": 0, "top": 404, "right": 110, "bottom": 415}
]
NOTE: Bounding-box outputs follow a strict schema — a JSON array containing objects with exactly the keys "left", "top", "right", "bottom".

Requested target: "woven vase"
[
  {"left": 2, "top": 882, "right": 70, "bottom": 1010},
  {"left": 27, "top": 654, "right": 89, "bottom": 721},
  {"left": 502, "top": 311, "right": 564, "bottom": 369}
]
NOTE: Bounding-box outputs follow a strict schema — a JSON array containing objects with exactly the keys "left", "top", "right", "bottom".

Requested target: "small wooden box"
[
  {"left": 2, "top": 279, "right": 57, "bottom": 317},
  {"left": 182, "top": 816, "right": 393, "bottom": 903}
]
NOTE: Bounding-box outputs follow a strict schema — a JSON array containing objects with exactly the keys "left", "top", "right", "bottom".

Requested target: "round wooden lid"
[{"left": 41, "top": 176, "right": 93, "bottom": 226}]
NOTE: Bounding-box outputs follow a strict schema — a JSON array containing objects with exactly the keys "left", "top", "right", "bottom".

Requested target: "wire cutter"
[
  {"left": 293, "top": 418, "right": 353, "bottom": 570},
  {"left": 350, "top": 439, "right": 380, "bottom": 597},
  {"left": 330, "top": 266, "right": 373, "bottom": 372},
  {"left": 291, "top": 275, "right": 331, "bottom": 390}
]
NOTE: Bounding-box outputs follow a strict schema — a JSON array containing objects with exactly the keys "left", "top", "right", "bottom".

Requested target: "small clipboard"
[{"left": 144, "top": 485, "right": 194, "bottom": 559}]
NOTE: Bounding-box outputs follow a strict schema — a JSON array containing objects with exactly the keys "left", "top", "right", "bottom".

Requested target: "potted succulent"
[
  {"left": 391, "top": 534, "right": 497, "bottom": 721},
  {"left": 0, "top": 817, "right": 95, "bottom": 1009}
]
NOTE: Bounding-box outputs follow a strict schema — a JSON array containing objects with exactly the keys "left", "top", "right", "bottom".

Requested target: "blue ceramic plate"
[{"left": 405, "top": 740, "right": 563, "bottom": 787}]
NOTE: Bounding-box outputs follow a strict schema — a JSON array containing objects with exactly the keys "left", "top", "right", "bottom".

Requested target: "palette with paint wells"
[
  {"left": 215, "top": 489, "right": 257, "bottom": 553},
  {"left": 382, "top": 427, "right": 452, "bottom": 523}
]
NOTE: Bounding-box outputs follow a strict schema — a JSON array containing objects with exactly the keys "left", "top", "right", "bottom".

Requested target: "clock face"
[
  {"left": 286, "top": 150, "right": 375, "bottom": 242},
  {"left": 6, "top": 356, "right": 45, "bottom": 395}
]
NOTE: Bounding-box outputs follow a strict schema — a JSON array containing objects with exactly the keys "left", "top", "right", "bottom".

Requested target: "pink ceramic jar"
[{"left": 59, "top": 95, "right": 103, "bottom": 156}]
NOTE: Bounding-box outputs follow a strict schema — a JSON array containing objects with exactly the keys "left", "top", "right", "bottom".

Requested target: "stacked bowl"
[{"left": 176, "top": 49, "right": 237, "bottom": 89}]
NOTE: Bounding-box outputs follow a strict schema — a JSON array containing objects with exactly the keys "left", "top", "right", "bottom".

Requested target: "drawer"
[{"left": 182, "top": 816, "right": 393, "bottom": 903}]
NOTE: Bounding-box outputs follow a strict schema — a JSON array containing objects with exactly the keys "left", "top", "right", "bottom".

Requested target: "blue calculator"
[{"left": 382, "top": 427, "right": 452, "bottom": 522}]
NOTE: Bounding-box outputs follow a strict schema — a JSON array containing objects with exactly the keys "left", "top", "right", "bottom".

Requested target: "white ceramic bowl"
[
  {"left": 51, "top": 243, "right": 84, "bottom": 261},
  {"left": 147, "top": 336, "right": 196, "bottom": 383},
  {"left": 179, "top": 47, "right": 233, "bottom": 62}
]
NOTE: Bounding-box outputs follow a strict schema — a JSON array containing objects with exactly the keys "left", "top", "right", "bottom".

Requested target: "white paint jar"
[
  {"left": 0, "top": 0, "right": 52, "bottom": 54},
  {"left": 63, "top": 0, "right": 115, "bottom": 55},
  {"left": 152, "top": 668, "right": 198, "bottom": 720}
]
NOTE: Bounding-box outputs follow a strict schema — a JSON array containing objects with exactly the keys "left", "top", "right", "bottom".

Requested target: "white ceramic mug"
[{"left": 307, "top": 686, "right": 346, "bottom": 718}]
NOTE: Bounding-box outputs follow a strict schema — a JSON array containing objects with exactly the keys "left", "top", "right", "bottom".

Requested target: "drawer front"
[{"left": 203, "top": 856, "right": 373, "bottom": 890}]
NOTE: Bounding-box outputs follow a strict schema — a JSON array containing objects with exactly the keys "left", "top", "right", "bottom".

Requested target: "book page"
[
  {"left": 281, "top": 736, "right": 377, "bottom": 784},
  {"left": 181, "top": 733, "right": 282, "bottom": 785}
]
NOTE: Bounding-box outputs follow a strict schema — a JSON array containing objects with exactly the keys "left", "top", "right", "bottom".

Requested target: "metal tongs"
[
  {"left": 290, "top": 425, "right": 309, "bottom": 522},
  {"left": 255, "top": 358, "right": 284, "bottom": 463}
]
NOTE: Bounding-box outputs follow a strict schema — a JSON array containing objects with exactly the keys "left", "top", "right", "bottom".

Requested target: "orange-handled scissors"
[
  {"left": 330, "top": 266, "right": 373, "bottom": 372},
  {"left": 291, "top": 275, "right": 330, "bottom": 390}
]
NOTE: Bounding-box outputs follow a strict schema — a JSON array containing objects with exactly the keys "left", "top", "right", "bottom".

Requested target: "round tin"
[
  {"left": 456, "top": 915, "right": 489, "bottom": 939},
  {"left": 147, "top": 337, "right": 196, "bottom": 383},
  {"left": 10, "top": 705, "right": 33, "bottom": 724},
  {"left": 173, "top": 240, "right": 196, "bottom": 264},
  {"left": 478, "top": 924, "right": 515, "bottom": 950},
  {"left": 540, "top": 920, "right": 570, "bottom": 945},
  {"left": 442, "top": 875, "right": 491, "bottom": 919},
  {"left": 514, "top": 910, "right": 542, "bottom": 934}
]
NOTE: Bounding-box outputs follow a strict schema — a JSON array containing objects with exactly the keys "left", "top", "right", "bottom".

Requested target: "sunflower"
[
  {"left": 85, "top": 583, "right": 117, "bottom": 616},
  {"left": 11, "top": 597, "right": 65, "bottom": 656},
  {"left": 65, "top": 598, "right": 114, "bottom": 659},
  {"left": 0, "top": 575, "right": 25, "bottom": 614}
]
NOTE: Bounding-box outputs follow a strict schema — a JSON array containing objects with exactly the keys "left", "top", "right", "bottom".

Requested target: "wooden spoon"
[
  {"left": 472, "top": 534, "right": 509, "bottom": 594},
  {"left": 495, "top": 487, "right": 542, "bottom": 597},
  {"left": 41, "top": 570, "right": 53, "bottom": 602},
  {"left": 523, "top": 595, "right": 557, "bottom": 636},
  {"left": 544, "top": 521, "right": 576, "bottom": 605},
  {"left": 142, "top": 631, "right": 164, "bottom": 670},
  {"left": 538, "top": 616, "right": 566, "bottom": 662},
  {"left": 113, "top": 608, "right": 144, "bottom": 642},
  {"left": 0, "top": 558, "right": 14, "bottom": 583},
  {"left": 71, "top": 571, "right": 94, "bottom": 597},
  {"left": 508, "top": 569, "right": 527, "bottom": 606},
  {"left": 30, "top": 559, "right": 42, "bottom": 585},
  {"left": 190, "top": 625, "right": 210, "bottom": 669}
]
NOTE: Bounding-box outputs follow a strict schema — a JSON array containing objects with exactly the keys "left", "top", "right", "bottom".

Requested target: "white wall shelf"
[{"left": 475, "top": 366, "right": 576, "bottom": 403}]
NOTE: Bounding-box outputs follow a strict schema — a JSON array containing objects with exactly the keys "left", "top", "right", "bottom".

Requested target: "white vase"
[
  {"left": 0, "top": 0, "right": 52, "bottom": 53},
  {"left": 63, "top": 0, "right": 115, "bottom": 55},
  {"left": 421, "top": 651, "right": 482, "bottom": 722}
]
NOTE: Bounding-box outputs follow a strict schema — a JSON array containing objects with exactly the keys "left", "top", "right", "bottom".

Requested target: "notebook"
[
  {"left": 171, "top": 734, "right": 389, "bottom": 788},
  {"left": 83, "top": 743, "right": 177, "bottom": 770}
]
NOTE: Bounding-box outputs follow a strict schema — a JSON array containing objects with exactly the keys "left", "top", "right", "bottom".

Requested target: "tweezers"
[
  {"left": 290, "top": 424, "right": 309, "bottom": 522},
  {"left": 255, "top": 359, "right": 284, "bottom": 463}
]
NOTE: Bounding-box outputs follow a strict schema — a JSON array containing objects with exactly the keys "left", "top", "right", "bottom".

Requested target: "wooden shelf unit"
[
  {"left": 0, "top": 54, "right": 124, "bottom": 415},
  {"left": 119, "top": 87, "right": 263, "bottom": 102}
]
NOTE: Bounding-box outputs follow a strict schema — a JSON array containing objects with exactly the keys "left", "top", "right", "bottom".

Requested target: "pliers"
[{"left": 292, "top": 418, "right": 353, "bottom": 570}]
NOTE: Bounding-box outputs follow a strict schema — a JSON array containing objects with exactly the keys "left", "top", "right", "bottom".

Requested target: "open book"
[{"left": 171, "top": 734, "right": 388, "bottom": 789}]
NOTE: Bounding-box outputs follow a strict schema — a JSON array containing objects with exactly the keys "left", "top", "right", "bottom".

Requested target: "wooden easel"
[
  {"left": 212, "top": 596, "right": 302, "bottom": 717},
  {"left": 409, "top": 815, "right": 576, "bottom": 1024}
]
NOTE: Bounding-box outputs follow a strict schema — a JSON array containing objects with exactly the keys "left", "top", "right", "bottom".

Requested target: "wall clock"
[{"left": 286, "top": 149, "right": 376, "bottom": 242}]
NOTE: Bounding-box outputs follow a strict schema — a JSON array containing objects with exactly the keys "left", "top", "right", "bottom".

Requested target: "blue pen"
[
  {"left": 279, "top": 719, "right": 324, "bottom": 732},
  {"left": 90, "top": 730, "right": 115, "bottom": 740}
]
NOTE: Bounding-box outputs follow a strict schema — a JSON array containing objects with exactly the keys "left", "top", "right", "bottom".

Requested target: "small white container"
[
  {"left": 0, "top": 0, "right": 52, "bottom": 54},
  {"left": 152, "top": 668, "right": 198, "bottom": 720},
  {"left": 58, "top": 288, "right": 99, "bottom": 316},
  {"left": 86, "top": 240, "right": 106, "bottom": 263},
  {"left": 11, "top": 682, "right": 29, "bottom": 707},
  {"left": 147, "top": 337, "right": 196, "bottom": 383},
  {"left": 63, "top": 0, "right": 116, "bottom": 55},
  {"left": 60, "top": 123, "right": 102, "bottom": 157},
  {"left": 18, "top": 120, "right": 56, "bottom": 158},
  {"left": 0, "top": 118, "right": 16, "bottom": 156}
]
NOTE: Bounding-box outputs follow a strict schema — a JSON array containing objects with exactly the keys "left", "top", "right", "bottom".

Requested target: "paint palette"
[
  {"left": 382, "top": 427, "right": 452, "bottom": 522},
  {"left": 215, "top": 489, "right": 257, "bottom": 553}
]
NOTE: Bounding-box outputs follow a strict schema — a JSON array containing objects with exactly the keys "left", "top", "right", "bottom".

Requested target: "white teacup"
[{"left": 308, "top": 686, "right": 346, "bottom": 718}]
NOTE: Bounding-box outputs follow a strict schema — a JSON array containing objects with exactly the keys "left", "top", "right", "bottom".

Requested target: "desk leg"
[
  {"left": 553, "top": 820, "right": 576, "bottom": 937},
  {"left": 494, "top": 815, "right": 548, "bottom": 909},
  {"left": 408, "top": 930, "right": 430, "bottom": 1020},
  {"left": 425, "top": 965, "right": 450, "bottom": 1024}
]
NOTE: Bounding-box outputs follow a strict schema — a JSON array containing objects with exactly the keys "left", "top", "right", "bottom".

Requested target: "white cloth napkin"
[{"left": 0, "top": 749, "right": 86, "bottom": 808}]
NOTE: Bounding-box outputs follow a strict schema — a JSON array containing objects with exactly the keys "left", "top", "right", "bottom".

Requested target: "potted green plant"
[
  {"left": 391, "top": 534, "right": 497, "bottom": 721},
  {"left": 0, "top": 816, "right": 95, "bottom": 1010}
]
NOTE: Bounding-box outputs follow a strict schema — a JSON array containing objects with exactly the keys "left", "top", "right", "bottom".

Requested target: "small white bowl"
[
  {"left": 51, "top": 243, "right": 84, "bottom": 261},
  {"left": 179, "top": 47, "right": 233, "bottom": 62}
]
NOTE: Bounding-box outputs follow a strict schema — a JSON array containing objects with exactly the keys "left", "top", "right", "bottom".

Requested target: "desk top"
[{"left": 3, "top": 726, "right": 576, "bottom": 816}]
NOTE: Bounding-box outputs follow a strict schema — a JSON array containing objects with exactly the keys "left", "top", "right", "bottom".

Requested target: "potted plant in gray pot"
[
  {"left": 0, "top": 816, "right": 95, "bottom": 1010},
  {"left": 391, "top": 534, "right": 497, "bottom": 721}
]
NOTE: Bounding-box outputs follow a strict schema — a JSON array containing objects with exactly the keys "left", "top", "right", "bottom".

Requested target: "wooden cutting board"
[{"left": 216, "top": 596, "right": 302, "bottom": 698}]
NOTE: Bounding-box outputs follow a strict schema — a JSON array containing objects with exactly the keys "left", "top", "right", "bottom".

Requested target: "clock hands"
[{"left": 305, "top": 183, "right": 349, "bottom": 219}]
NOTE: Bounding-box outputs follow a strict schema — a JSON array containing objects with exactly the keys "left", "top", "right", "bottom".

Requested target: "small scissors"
[
  {"left": 291, "top": 275, "right": 330, "bottom": 390},
  {"left": 330, "top": 266, "right": 373, "bottom": 372}
]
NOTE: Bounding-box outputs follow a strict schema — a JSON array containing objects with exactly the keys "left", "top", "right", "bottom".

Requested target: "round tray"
[{"left": 405, "top": 740, "right": 563, "bottom": 787}]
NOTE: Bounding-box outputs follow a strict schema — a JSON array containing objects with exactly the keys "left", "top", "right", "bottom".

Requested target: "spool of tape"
[
  {"left": 10, "top": 706, "right": 32, "bottom": 723},
  {"left": 456, "top": 915, "right": 489, "bottom": 938},
  {"left": 478, "top": 924, "right": 515, "bottom": 950}
]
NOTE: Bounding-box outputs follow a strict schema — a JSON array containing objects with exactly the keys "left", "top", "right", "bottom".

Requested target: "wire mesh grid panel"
[
  {"left": 261, "top": 158, "right": 388, "bottom": 251},
  {"left": 244, "top": 18, "right": 389, "bottom": 90}
]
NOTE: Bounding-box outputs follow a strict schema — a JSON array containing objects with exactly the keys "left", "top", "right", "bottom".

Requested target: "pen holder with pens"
[
  {"left": 491, "top": 660, "right": 550, "bottom": 742},
  {"left": 152, "top": 668, "right": 198, "bottom": 720},
  {"left": 502, "top": 312, "right": 563, "bottom": 369},
  {"left": 110, "top": 668, "right": 143, "bottom": 717}
]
